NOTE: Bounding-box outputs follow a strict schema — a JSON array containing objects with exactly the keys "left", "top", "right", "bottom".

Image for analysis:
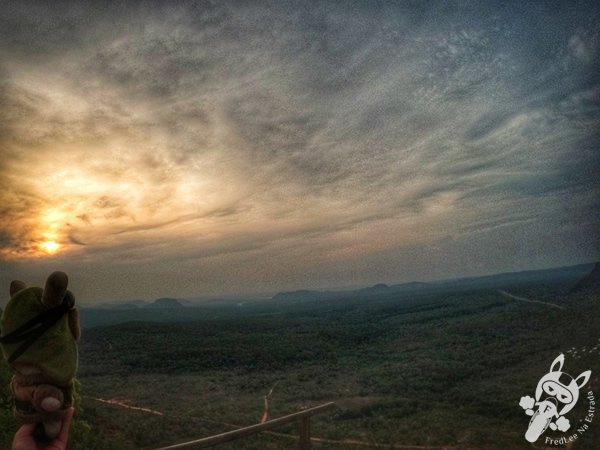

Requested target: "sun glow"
[{"left": 39, "top": 240, "right": 60, "bottom": 254}]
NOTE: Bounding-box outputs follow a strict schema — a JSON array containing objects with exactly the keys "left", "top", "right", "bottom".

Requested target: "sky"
[{"left": 0, "top": 1, "right": 599, "bottom": 304}]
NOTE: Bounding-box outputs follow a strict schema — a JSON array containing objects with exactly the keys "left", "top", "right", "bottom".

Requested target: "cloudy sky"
[{"left": 1, "top": 1, "right": 598, "bottom": 303}]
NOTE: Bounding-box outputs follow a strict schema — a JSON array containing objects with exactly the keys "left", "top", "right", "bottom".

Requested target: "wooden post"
[{"left": 298, "top": 416, "right": 311, "bottom": 450}]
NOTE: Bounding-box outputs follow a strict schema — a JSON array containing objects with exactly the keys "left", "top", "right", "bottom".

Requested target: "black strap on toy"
[{"left": 0, "top": 291, "right": 73, "bottom": 363}]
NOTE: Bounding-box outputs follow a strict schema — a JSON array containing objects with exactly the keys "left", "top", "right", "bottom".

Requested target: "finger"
[
  {"left": 11, "top": 424, "right": 39, "bottom": 450},
  {"left": 13, "top": 423, "right": 37, "bottom": 439},
  {"left": 48, "top": 408, "right": 74, "bottom": 450},
  {"left": 43, "top": 420, "right": 62, "bottom": 439},
  {"left": 57, "top": 407, "right": 74, "bottom": 441}
]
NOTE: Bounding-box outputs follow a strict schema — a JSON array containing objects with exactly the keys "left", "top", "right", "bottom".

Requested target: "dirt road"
[{"left": 497, "top": 290, "right": 565, "bottom": 310}]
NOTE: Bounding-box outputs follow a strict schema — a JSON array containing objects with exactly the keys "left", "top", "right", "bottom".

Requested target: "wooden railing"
[{"left": 153, "top": 402, "right": 336, "bottom": 450}]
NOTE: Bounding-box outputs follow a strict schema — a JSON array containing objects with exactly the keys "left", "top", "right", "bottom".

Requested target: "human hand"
[{"left": 11, "top": 408, "right": 74, "bottom": 450}]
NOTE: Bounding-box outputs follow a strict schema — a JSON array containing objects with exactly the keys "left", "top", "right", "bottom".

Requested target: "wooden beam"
[
  {"left": 298, "top": 416, "right": 311, "bottom": 450},
  {"left": 153, "top": 402, "right": 335, "bottom": 450}
]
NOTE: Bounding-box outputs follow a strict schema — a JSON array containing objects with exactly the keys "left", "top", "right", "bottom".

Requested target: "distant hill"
[
  {"left": 358, "top": 283, "right": 390, "bottom": 295},
  {"left": 83, "top": 299, "right": 148, "bottom": 310},
  {"left": 109, "top": 302, "right": 145, "bottom": 310},
  {"left": 272, "top": 290, "right": 334, "bottom": 302},
  {"left": 272, "top": 281, "right": 430, "bottom": 302},
  {"left": 570, "top": 262, "right": 600, "bottom": 294},
  {"left": 144, "top": 298, "right": 184, "bottom": 308}
]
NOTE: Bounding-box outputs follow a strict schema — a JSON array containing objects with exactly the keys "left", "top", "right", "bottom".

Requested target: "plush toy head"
[
  {"left": 1, "top": 271, "right": 79, "bottom": 384},
  {"left": 1, "top": 271, "right": 80, "bottom": 438}
]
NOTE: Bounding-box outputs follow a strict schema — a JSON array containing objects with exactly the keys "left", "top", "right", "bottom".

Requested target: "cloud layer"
[{"left": 1, "top": 1, "right": 599, "bottom": 301}]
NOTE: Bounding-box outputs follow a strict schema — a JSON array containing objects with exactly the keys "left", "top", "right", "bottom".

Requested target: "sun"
[{"left": 39, "top": 240, "right": 60, "bottom": 254}]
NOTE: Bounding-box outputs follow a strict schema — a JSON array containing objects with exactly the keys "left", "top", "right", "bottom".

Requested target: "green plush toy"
[{"left": 0, "top": 271, "right": 80, "bottom": 439}]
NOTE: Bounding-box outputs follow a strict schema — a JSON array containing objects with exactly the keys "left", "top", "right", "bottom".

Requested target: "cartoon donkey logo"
[{"left": 519, "top": 354, "right": 591, "bottom": 443}]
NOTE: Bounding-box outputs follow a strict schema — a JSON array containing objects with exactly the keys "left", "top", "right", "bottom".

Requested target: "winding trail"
[
  {"left": 497, "top": 290, "right": 565, "bottom": 310},
  {"left": 86, "top": 396, "right": 163, "bottom": 416}
]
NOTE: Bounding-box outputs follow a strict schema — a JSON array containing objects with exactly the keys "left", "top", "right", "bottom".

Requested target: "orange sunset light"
[{"left": 39, "top": 240, "right": 61, "bottom": 255}]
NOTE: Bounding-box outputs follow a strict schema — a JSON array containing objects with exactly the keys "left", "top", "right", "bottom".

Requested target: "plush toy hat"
[{"left": 0, "top": 271, "right": 80, "bottom": 439}]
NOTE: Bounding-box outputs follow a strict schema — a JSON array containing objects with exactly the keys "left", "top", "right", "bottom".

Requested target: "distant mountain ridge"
[
  {"left": 87, "top": 297, "right": 188, "bottom": 310},
  {"left": 77, "top": 262, "right": 597, "bottom": 329},
  {"left": 81, "top": 262, "right": 597, "bottom": 310},
  {"left": 272, "top": 281, "right": 431, "bottom": 301},
  {"left": 272, "top": 263, "right": 597, "bottom": 302}
]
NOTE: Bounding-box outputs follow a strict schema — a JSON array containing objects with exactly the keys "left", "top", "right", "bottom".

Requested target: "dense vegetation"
[{"left": 1, "top": 266, "right": 598, "bottom": 449}]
